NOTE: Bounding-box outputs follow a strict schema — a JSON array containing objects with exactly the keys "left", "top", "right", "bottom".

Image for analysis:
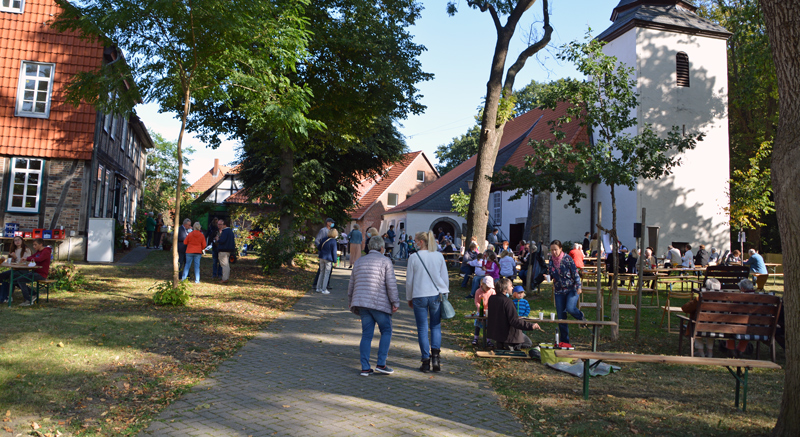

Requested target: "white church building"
[{"left": 385, "top": 0, "right": 732, "bottom": 256}]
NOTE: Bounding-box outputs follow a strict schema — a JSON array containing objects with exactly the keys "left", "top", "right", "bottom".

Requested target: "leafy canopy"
[
  {"left": 494, "top": 35, "right": 702, "bottom": 212},
  {"left": 141, "top": 130, "right": 194, "bottom": 215}
]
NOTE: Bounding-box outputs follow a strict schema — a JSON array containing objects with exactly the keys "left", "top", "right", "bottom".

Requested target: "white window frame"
[
  {"left": 416, "top": 170, "right": 425, "bottom": 182},
  {"left": 7, "top": 157, "right": 44, "bottom": 213},
  {"left": 15, "top": 61, "right": 55, "bottom": 118},
  {"left": 1, "top": 0, "right": 25, "bottom": 14},
  {"left": 387, "top": 193, "right": 399, "bottom": 207},
  {"left": 493, "top": 192, "right": 502, "bottom": 226}
]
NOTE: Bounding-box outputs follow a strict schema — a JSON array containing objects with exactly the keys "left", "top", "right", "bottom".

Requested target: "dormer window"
[
  {"left": 1, "top": 0, "right": 24, "bottom": 13},
  {"left": 676, "top": 52, "right": 690, "bottom": 87}
]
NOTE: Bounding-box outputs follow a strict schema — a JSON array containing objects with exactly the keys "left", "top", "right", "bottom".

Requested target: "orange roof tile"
[
  {"left": 349, "top": 151, "right": 423, "bottom": 220},
  {"left": 187, "top": 164, "right": 235, "bottom": 193},
  {"left": 223, "top": 188, "right": 269, "bottom": 205},
  {"left": 391, "top": 102, "right": 586, "bottom": 213},
  {"left": 0, "top": 0, "right": 105, "bottom": 161}
]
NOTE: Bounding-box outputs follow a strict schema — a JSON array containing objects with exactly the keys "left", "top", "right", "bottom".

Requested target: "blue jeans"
[
  {"left": 554, "top": 290, "right": 585, "bottom": 344},
  {"left": 182, "top": 253, "right": 201, "bottom": 283},
  {"left": 359, "top": 308, "right": 393, "bottom": 370},
  {"left": 469, "top": 275, "right": 485, "bottom": 297},
  {"left": 0, "top": 270, "right": 15, "bottom": 302},
  {"left": 412, "top": 296, "right": 442, "bottom": 360},
  {"left": 211, "top": 248, "right": 221, "bottom": 278}
]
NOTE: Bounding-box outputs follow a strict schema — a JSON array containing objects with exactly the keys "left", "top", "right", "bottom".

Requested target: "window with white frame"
[
  {"left": 7, "top": 158, "right": 44, "bottom": 213},
  {"left": 1, "top": 0, "right": 25, "bottom": 14},
  {"left": 387, "top": 193, "right": 399, "bottom": 207},
  {"left": 492, "top": 192, "right": 502, "bottom": 226},
  {"left": 416, "top": 170, "right": 425, "bottom": 182},
  {"left": 94, "top": 165, "right": 105, "bottom": 217},
  {"left": 15, "top": 62, "right": 54, "bottom": 118}
]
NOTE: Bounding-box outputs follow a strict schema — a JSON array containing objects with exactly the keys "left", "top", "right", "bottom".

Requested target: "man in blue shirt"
[{"left": 745, "top": 249, "right": 768, "bottom": 275}]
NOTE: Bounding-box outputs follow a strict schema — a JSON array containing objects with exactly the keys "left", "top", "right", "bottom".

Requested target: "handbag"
[{"left": 415, "top": 253, "right": 455, "bottom": 319}]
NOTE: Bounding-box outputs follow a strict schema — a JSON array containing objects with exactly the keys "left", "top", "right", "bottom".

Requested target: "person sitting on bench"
[
  {"left": 16, "top": 238, "right": 51, "bottom": 306},
  {"left": 486, "top": 278, "right": 541, "bottom": 350}
]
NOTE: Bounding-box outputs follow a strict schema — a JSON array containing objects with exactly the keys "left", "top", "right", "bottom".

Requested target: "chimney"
[{"left": 212, "top": 159, "right": 219, "bottom": 177}]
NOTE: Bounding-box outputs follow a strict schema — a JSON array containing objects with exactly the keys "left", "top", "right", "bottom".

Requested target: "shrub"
[
  {"left": 249, "top": 228, "right": 304, "bottom": 275},
  {"left": 151, "top": 280, "right": 192, "bottom": 306},
  {"left": 293, "top": 252, "right": 310, "bottom": 270},
  {"left": 49, "top": 261, "right": 87, "bottom": 292}
]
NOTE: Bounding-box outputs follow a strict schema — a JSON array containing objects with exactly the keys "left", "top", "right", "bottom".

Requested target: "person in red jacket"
[
  {"left": 182, "top": 222, "right": 207, "bottom": 283},
  {"left": 18, "top": 238, "right": 51, "bottom": 306}
]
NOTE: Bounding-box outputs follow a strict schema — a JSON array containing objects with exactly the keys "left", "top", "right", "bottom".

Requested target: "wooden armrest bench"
[
  {"left": 554, "top": 350, "right": 781, "bottom": 411},
  {"left": 465, "top": 315, "right": 616, "bottom": 352},
  {"left": 677, "top": 291, "right": 782, "bottom": 362}
]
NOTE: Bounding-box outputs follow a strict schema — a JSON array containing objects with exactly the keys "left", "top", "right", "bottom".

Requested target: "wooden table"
[
  {"left": 765, "top": 263, "right": 782, "bottom": 285},
  {"left": 1, "top": 262, "right": 39, "bottom": 307},
  {"left": 466, "top": 314, "right": 616, "bottom": 352}
]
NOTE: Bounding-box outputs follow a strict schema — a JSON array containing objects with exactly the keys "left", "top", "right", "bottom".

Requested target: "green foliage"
[
  {"left": 293, "top": 252, "right": 310, "bottom": 270},
  {"left": 114, "top": 221, "right": 126, "bottom": 251},
  {"left": 495, "top": 35, "right": 702, "bottom": 213},
  {"left": 450, "top": 189, "right": 471, "bottom": 219},
  {"left": 49, "top": 262, "right": 87, "bottom": 292},
  {"left": 249, "top": 227, "right": 304, "bottom": 275},
  {"left": 514, "top": 79, "right": 570, "bottom": 114},
  {"left": 435, "top": 122, "right": 481, "bottom": 175},
  {"left": 151, "top": 280, "right": 192, "bottom": 306},
  {"left": 726, "top": 141, "right": 774, "bottom": 229},
  {"left": 142, "top": 131, "right": 194, "bottom": 216}
]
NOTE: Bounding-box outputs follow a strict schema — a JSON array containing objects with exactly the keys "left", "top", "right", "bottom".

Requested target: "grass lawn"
[
  {"left": 0, "top": 249, "right": 312, "bottom": 436},
  {"left": 443, "top": 270, "right": 785, "bottom": 436}
]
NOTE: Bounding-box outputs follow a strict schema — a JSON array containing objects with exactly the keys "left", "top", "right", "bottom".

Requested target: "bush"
[
  {"left": 293, "top": 252, "right": 310, "bottom": 270},
  {"left": 249, "top": 229, "right": 304, "bottom": 275},
  {"left": 151, "top": 280, "right": 192, "bottom": 306},
  {"left": 49, "top": 261, "right": 87, "bottom": 291}
]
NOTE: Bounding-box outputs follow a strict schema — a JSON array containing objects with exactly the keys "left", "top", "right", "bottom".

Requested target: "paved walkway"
[{"left": 139, "top": 263, "right": 525, "bottom": 437}]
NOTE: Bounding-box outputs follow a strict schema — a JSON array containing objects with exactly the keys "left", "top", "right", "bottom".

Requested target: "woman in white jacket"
[{"left": 407, "top": 230, "right": 450, "bottom": 373}]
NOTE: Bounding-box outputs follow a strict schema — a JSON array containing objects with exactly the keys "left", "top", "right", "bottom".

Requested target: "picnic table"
[
  {"left": 465, "top": 314, "right": 616, "bottom": 352},
  {"left": 0, "top": 261, "right": 39, "bottom": 307},
  {"left": 764, "top": 263, "right": 782, "bottom": 285}
]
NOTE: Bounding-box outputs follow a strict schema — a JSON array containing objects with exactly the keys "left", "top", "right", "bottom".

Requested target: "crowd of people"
[{"left": 171, "top": 216, "right": 236, "bottom": 284}]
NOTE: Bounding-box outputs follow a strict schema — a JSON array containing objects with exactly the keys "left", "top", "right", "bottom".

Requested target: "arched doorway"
[{"left": 430, "top": 217, "right": 461, "bottom": 245}]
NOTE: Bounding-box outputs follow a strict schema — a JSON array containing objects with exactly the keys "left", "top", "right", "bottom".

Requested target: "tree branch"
[
  {"left": 503, "top": 0, "right": 551, "bottom": 92},
  {"left": 467, "top": 1, "right": 502, "bottom": 31}
]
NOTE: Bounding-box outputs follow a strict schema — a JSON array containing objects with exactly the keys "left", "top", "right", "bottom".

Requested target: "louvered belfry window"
[{"left": 676, "top": 52, "right": 690, "bottom": 87}]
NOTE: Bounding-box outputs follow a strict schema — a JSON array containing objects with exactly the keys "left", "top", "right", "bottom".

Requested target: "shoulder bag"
[{"left": 415, "top": 253, "right": 455, "bottom": 319}]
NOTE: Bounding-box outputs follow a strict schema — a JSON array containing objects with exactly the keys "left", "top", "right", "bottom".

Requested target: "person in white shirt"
[
  {"left": 467, "top": 253, "right": 487, "bottom": 298},
  {"left": 666, "top": 245, "right": 682, "bottom": 267},
  {"left": 681, "top": 244, "right": 695, "bottom": 268},
  {"left": 406, "top": 231, "right": 449, "bottom": 373}
]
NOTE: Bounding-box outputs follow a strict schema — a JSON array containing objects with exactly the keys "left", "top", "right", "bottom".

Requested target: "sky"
[{"left": 135, "top": 0, "right": 621, "bottom": 182}]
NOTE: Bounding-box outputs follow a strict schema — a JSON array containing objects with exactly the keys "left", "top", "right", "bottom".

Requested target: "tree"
[
  {"left": 435, "top": 123, "right": 480, "bottom": 175},
  {"left": 697, "top": 0, "right": 778, "bottom": 249},
  {"left": 514, "top": 78, "right": 568, "bottom": 114},
  {"left": 447, "top": 0, "right": 553, "bottom": 246},
  {"left": 190, "top": 0, "right": 431, "bottom": 237},
  {"left": 493, "top": 37, "right": 701, "bottom": 340},
  {"left": 141, "top": 130, "right": 194, "bottom": 216},
  {"left": 450, "top": 189, "right": 471, "bottom": 218},
  {"left": 758, "top": 2, "right": 800, "bottom": 435},
  {"left": 52, "top": 0, "right": 316, "bottom": 286}
]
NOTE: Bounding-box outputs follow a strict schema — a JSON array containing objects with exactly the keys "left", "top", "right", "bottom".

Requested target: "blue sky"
[{"left": 136, "top": 0, "right": 620, "bottom": 181}]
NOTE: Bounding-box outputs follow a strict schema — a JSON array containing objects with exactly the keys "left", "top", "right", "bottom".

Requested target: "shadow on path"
[{"left": 138, "top": 264, "right": 524, "bottom": 436}]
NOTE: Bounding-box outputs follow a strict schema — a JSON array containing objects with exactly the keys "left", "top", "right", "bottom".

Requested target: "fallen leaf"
[{"left": 32, "top": 421, "right": 40, "bottom": 429}]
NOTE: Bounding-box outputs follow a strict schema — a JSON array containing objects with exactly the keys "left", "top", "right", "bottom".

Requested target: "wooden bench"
[
  {"left": 35, "top": 279, "right": 56, "bottom": 303},
  {"left": 702, "top": 265, "right": 750, "bottom": 290},
  {"left": 465, "top": 315, "right": 616, "bottom": 352},
  {"left": 554, "top": 350, "right": 780, "bottom": 411},
  {"left": 677, "top": 291, "right": 782, "bottom": 362}
]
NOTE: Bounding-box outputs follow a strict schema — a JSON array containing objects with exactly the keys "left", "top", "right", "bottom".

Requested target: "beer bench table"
[
  {"left": 553, "top": 350, "right": 780, "bottom": 412},
  {"left": 465, "top": 315, "right": 616, "bottom": 352}
]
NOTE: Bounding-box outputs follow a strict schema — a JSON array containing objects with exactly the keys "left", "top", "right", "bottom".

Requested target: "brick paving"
[{"left": 139, "top": 263, "right": 525, "bottom": 437}]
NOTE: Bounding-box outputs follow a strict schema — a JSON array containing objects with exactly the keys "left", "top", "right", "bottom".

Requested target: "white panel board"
[{"left": 87, "top": 218, "right": 115, "bottom": 262}]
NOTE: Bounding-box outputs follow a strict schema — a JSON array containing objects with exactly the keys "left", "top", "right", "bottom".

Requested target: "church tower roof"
[{"left": 598, "top": 0, "right": 730, "bottom": 42}]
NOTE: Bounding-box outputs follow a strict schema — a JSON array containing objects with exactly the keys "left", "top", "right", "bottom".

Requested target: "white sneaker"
[{"left": 320, "top": 290, "right": 330, "bottom": 295}]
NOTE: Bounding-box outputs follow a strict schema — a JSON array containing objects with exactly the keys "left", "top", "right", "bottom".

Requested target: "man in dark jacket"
[
  {"left": 216, "top": 218, "right": 236, "bottom": 283},
  {"left": 206, "top": 217, "right": 220, "bottom": 279},
  {"left": 694, "top": 245, "right": 710, "bottom": 267},
  {"left": 177, "top": 218, "right": 192, "bottom": 273},
  {"left": 487, "top": 278, "right": 541, "bottom": 350}
]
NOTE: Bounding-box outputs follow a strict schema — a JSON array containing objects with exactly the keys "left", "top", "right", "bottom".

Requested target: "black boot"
[
  {"left": 420, "top": 359, "right": 430, "bottom": 373},
  {"left": 431, "top": 349, "right": 441, "bottom": 372}
]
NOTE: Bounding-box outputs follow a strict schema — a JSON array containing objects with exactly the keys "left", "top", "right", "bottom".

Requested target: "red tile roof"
[
  {"left": 187, "top": 164, "right": 235, "bottom": 193},
  {"left": 350, "top": 151, "right": 422, "bottom": 220},
  {"left": 0, "top": 0, "right": 105, "bottom": 161},
  {"left": 224, "top": 188, "right": 268, "bottom": 205},
  {"left": 391, "top": 102, "right": 585, "bottom": 213}
]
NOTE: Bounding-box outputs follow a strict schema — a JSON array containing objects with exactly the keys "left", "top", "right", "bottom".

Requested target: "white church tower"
[{"left": 595, "top": 0, "right": 732, "bottom": 254}]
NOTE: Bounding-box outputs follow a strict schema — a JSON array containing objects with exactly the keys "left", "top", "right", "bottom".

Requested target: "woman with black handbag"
[{"left": 406, "top": 230, "right": 450, "bottom": 372}]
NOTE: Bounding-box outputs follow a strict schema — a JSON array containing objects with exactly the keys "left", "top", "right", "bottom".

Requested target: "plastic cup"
[
  {"left": 550, "top": 313, "right": 556, "bottom": 321},
  {"left": 539, "top": 311, "right": 544, "bottom": 320}
]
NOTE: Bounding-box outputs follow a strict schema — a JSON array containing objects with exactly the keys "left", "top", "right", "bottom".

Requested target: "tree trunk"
[
  {"left": 172, "top": 85, "right": 192, "bottom": 287},
  {"left": 759, "top": 1, "right": 800, "bottom": 435},
  {"left": 278, "top": 145, "right": 294, "bottom": 236},
  {"left": 609, "top": 185, "right": 620, "bottom": 340}
]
